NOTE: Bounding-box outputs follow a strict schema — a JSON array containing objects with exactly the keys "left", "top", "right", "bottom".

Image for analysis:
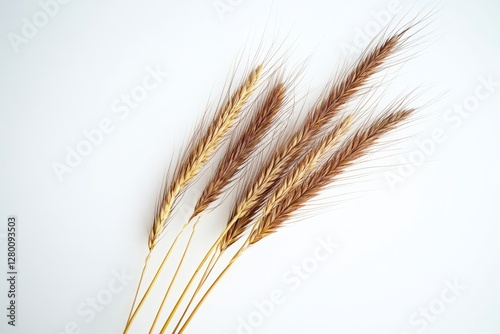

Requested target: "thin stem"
[
  {"left": 172, "top": 250, "right": 223, "bottom": 332},
  {"left": 125, "top": 250, "right": 151, "bottom": 323},
  {"left": 158, "top": 215, "right": 240, "bottom": 332},
  {"left": 200, "top": 249, "right": 221, "bottom": 286},
  {"left": 176, "top": 242, "right": 248, "bottom": 333},
  {"left": 175, "top": 212, "right": 265, "bottom": 332},
  {"left": 124, "top": 223, "right": 188, "bottom": 333},
  {"left": 148, "top": 217, "right": 200, "bottom": 334}
]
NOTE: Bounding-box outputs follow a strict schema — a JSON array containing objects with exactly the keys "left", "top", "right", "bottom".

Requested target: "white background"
[{"left": 1, "top": 0, "right": 500, "bottom": 333}]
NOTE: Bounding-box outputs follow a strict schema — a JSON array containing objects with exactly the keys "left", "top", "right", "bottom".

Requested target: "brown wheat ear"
[
  {"left": 148, "top": 64, "right": 263, "bottom": 250},
  {"left": 250, "top": 108, "right": 415, "bottom": 244},
  {"left": 191, "top": 80, "right": 287, "bottom": 220},
  {"left": 221, "top": 27, "right": 412, "bottom": 251}
]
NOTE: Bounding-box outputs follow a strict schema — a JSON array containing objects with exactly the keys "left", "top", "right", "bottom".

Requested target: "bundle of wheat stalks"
[{"left": 122, "top": 19, "right": 428, "bottom": 334}]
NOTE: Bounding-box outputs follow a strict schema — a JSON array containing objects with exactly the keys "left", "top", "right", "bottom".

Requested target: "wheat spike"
[
  {"left": 250, "top": 108, "right": 415, "bottom": 244},
  {"left": 220, "top": 29, "right": 409, "bottom": 250},
  {"left": 149, "top": 64, "right": 263, "bottom": 248}
]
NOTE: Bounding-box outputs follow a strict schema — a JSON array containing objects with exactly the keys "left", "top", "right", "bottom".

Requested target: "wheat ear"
[
  {"left": 221, "top": 28, "right": 410, "bottom": 251},
  {"left": 149, "top": 64, "right": 264, "bottom": 250}
]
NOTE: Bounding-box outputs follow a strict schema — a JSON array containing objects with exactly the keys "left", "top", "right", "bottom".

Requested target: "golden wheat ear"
[
  {"left": 148, "top": 64, "right": 263, "bottom": 250},
  {"left": 220, "top": 27, "right": 412, "bottom": 251}
]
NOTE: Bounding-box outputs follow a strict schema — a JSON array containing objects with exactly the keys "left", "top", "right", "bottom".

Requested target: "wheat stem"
[
  {"left": 176, "top": 242, "right": 248, "bottom": 334},
  {"left": 172, "top": 249, "right": 223, "bottom": 332},
  {"left": 158, "top": 215, "right": 240, "bottom": 332},
  {"left": 148, "top": 217, "right": 199, "bottom": 334},
  {"left": 125, "top": 251, "right": 151, "bottom": 324},
  {"left": 124, "top": 223, "right": 188, "bottom": 333}
]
